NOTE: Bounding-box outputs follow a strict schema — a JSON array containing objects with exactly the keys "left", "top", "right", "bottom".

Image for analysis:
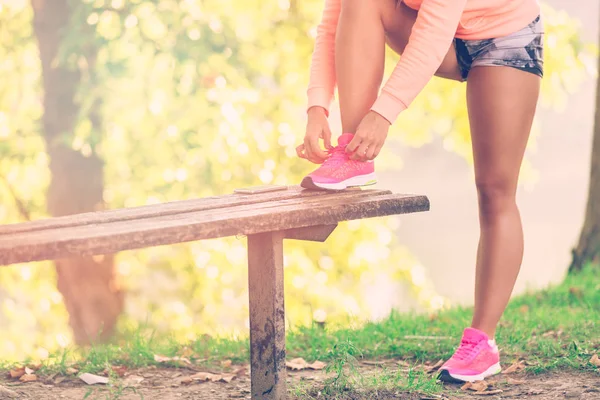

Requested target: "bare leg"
[
  {"left": 335, "top": 0, "right": 462, "bottom": 133},
  {"left": 467, "top": 66, "right": 540, "bottom": 338}
]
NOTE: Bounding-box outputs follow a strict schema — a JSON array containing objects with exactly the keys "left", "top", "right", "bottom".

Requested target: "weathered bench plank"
[
  {"left": 0, "top": 191, "right": 429, "bottom": 266},
  {"left": 0, "top": 186, "right": 388, "bottom": 235}
]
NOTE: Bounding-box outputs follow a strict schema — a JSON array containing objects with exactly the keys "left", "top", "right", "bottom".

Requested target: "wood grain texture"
[
  {"left": 247, "top": 232, "right": 286, "bottom": 399},
  {"left": 0, "top": 186, "right": 389, "bottom": 235},
  {"left": 0, "top": 192, "right": 430, "bottom": 265}
]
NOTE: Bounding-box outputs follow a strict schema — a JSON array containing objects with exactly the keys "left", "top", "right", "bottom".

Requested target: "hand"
[
  {"left": 346, "top": 111, "right": 391, "bottom": 161},
  {"left": 296, "top": 106, "right": 332, "bottom": 164}
]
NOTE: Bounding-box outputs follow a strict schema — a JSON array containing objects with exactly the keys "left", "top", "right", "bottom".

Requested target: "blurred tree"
[
  {"left": 30, "top": 0, "right": 122, "bottom": 344},
  {"left": 570, "top": 10, "right": 600, "bottom": 272}
]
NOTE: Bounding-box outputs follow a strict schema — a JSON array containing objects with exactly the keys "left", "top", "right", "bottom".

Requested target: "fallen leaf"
[
  {"left": 590, "top": 354, "right": 600, "bottom": 367},
  {"left": 461, "top": 380, "right": 488, "bottom": 392},
  {"left": 308, "top": 361, "right": 326, "bottom": 370},
  {"left": 20, "top": 374, "right": 37, "bottom": 383},
  {"left": 111, "top": 366, "right": 127, "bottom": 377},
  {"left": 154, "top": 354, "right": 192, "bottom": 365},
  {"left": 9, "top": 367, "right": 25, "bottom": 379},
  {"left": 66, "top": 367, "right": 78, "bottom": 375},
  {"left": 286, "top": 358, "right": 308, "bottom": 370},
  {"left": 178, "top": 347, "right": 195, "bottom": 358},
  {"left": 506, "top": 377, "right": 526, "bottom": 385},
  {"left": 220, "top": 373, "right": 236, "bottom": 383},
  {"left": 472, "top": 381, "right": 489, "bottom": 392},
  {"left": 123, "top": 375, "right": 144, "bottom": 387},
  {"left": 541, "top": 330, "right": 556, "bottom": 338},
  {"left": 179, "top": 376, "right": 193, "bottom": 385},
  {"left": 502, "top": 361, "right": 526, "bottom": 374},
  {"left": 221, "top": 359, "right": 232, "bottom": 368},
  {"left": 79, "top": 373, "right": 109, "bottom": 385},
  {"left": 54, "top": 376, "right": 66, "bottom": 384},
  {"left": 190, "top": 372, "right": 221, "bottom": 382},
  {"left": 425, "top": 360, "right": 444, "bottom": 374},
  {"left": 284, "top": 357, "right": 325, "bottom": 371},
  {"left": 26, "top": 363, "right": 42, "bottom": 371},
  {"left": 233, "top": 366, "right": 247, "bottom": 376},
  {"left": 472, "top": 389, "right": 503, "bottom": 396}
]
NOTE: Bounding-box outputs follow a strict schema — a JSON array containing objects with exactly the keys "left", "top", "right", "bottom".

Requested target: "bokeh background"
[{"left": 0, "top": 0, "right": 596, "bottom": 361}]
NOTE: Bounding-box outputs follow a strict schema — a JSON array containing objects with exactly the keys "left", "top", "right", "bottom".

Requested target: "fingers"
[
  {"left": 304, "top": 134, "right": 328, "bottom": 164},
  {"left": 347, "top": 111, "right": 389, "bottom": 161},
  {"left": 296, "top": 143, "right": 307, "bottom": 159},
  {"left": 348, "top": 132, "right": 371, "bottom": 161},
  {"left": 370, "top": 143, "right": 383, "bottom": 160},
  {"left": 349, "top": 136, "right": 383, "bottom": 161},
  {"left": 322, "top": 126, "right": 332, "bottom": 150},
  {"left": 353, "top": 141, "right": 370, "bottom": 161},
  {"left": 346, "top": 134, "right": 362, "bottom": 155},
  {"left": 364, "top": 143, "right": 377, "bottom": 161}
]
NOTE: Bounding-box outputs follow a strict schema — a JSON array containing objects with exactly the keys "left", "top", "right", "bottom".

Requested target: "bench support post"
[{"left": 247, "top": 231, "right": 286, "bottom": 399}]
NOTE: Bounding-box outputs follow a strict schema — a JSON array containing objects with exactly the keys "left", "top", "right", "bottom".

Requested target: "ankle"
[{"left": 470, "top": 325, "right": 496, "bottom": 341}]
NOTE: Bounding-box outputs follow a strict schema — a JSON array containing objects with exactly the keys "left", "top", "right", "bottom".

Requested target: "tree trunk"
[
  {"left": 570, "top": 14, "right": 600, "bottom": 272},
  {"left": 31, "top": 0, "right": 123, "bottom": 344}
]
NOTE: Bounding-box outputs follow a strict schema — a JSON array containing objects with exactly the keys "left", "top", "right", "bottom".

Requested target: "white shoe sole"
[
  {"left": 301, "top": 172, "right": 377, "bottom": 191},
  {"left": 439, "top": 362, "right": 502, "bottom": 383}
]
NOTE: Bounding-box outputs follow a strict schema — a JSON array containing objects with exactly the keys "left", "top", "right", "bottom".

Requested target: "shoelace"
[
  {"left": 322, "top": 145, "right": 348, "bottom": 166},
  {"left": 453, "top": 339, "right": 480, "bottom": 361}
]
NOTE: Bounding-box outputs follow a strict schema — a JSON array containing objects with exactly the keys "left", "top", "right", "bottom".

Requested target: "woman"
[{"left": 296, "top": 0, "right": 543, "bottom": 383}]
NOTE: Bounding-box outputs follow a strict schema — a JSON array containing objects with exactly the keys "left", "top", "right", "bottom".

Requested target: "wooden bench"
[{"left": 0, "top": 185, "right": 429, "bottom": 399}]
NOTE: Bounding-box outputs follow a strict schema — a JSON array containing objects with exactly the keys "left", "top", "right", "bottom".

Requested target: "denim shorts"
[{"left": 454, "top": 15, "right": 544, "bottom": 80}]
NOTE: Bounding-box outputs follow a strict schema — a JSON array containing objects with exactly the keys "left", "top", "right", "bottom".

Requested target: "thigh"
[
  {"left": 381, "top": 0, "right": 463, "bottom": 81},
  {"left": 467, "top": 66, "right": 541, "bottom": 193}
]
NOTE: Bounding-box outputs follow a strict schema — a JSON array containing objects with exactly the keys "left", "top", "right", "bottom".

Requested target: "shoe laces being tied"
[
  {"left": 322, "top": 143, "right": 349, "bottom": 168},
  {"left": 453, "top": 338, "right": 480, "bottom": 361}
]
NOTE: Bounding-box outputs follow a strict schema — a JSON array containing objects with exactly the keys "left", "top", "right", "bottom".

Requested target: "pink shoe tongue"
[
  {"left": 337, "top": 133, "right": 355, "bottom": 147},
  {"left": 463, "top": 327, "right": 489, "bottom": 343}
]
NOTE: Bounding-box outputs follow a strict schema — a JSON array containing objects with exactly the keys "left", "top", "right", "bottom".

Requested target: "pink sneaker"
[
  {"left": 438, "top": 328, "right": 501, "bottom": 383},
  {"left": 300, "top": 133, "right": 377, "bottom": 190}
]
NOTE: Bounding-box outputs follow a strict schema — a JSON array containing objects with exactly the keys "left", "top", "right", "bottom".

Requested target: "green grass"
[{"left": 2, "top": 266, "right": 599, "bottom": 398}]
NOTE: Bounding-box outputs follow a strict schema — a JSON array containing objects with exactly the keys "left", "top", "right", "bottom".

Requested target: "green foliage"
[
  {"left": 322, "top": 339, "right": 363, "bottom": 393},
  {"left": 0, "top": 0, "right": 595, "bottom": 362}
]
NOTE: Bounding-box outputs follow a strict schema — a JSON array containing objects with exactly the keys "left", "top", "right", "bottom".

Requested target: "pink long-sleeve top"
[{"left": 307, "top": 0, "right": 541, "bottom": 124}]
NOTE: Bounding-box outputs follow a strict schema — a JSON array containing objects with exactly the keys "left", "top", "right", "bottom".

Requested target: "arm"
[
  {"left": 306, "top": 0, "right": 341, "bottom": 117},
  {"left": 371, "top": 0, "right": 468, "bottom": 124}
]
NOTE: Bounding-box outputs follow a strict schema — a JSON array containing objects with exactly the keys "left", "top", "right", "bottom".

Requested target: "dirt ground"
[{"left": 1, "top": 361, "right": 598, "bottom": 400}]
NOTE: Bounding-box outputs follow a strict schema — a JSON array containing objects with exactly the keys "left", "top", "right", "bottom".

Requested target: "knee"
[
  {"left": 381, "top": 1, "right": 415, "bottom": 53},
  {"left": 475, "top": 178, "right": 517, "bottom": 216}
]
